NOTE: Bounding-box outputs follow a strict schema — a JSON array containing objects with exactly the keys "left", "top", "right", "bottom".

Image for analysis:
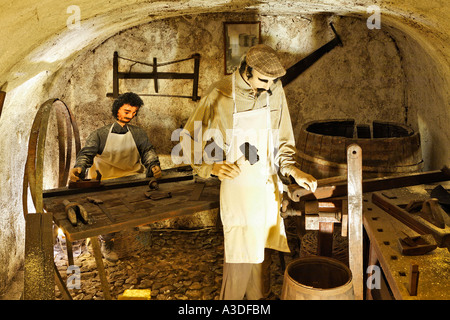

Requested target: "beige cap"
[{"left": 246, "top": 44, "right": 286, "bottom": 78}]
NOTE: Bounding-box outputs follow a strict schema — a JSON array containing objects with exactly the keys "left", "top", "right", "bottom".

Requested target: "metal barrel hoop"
[
  {"left": 54, "top": 102, "right": 68, "bottom": 187},
  {"left": 23, "top": 99, "right": 53, "bottom": 217},
  {"left": 22, "top": 99, "right": 81, "bottom": 217},
  {"left": 53, "top": 99, "right": 81, "bottom": 187}
]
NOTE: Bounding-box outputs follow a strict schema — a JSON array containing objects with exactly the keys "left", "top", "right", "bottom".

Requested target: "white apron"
[
  {"left": 220, "top": 75, "right": 290, "bottom": 264},
  {"left": 87, "top": 124, "right": 145, "bottom": 180}
]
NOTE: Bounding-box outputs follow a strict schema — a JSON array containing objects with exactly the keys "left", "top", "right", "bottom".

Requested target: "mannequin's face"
[
  {"left": 117, "top": 104, "right": 139, "bottom": 126},
  {"left": 243, "top": 68, "right": 277, "bottom": 94}
]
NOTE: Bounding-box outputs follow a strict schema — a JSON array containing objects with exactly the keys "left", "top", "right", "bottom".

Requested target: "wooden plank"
[
  {"left": 43, "top": 167, "right": 193, "bottom": 198},
  {"left": 363, "top": 190, "right": 450, "bottom": 300},
  {"left": 347, "top": 144, "right": 363, "bottom": 300},
  {"left": 24, "top": 212, "right": 55, "bottom": 300}
]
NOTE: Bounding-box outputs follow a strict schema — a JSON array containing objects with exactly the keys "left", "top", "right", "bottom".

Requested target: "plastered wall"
[{"left": 48, "top": 14, "right": 412, "bottom": 167}]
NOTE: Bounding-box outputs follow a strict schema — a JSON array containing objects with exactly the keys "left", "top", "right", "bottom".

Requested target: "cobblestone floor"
[{"left": 54, "top": 222, "right": 301, "bottom": 300}]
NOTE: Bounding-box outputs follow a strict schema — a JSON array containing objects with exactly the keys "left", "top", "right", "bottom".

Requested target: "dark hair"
[
  {"left": 239, "top": 58, "right": 254, "bottom": 79},
  {"left": 112, "top": 92, "right": 144, "bottom": 118}
]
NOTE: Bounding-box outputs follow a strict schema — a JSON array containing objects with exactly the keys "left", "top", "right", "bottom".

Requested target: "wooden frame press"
[{"left": 107, "top": 51, "right": 201, "bottom": 101}]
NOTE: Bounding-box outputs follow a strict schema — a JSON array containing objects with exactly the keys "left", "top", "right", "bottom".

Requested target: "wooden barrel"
[
  {"left": 281, "top": 256, "right": 354, "bottom": 300},
  {"left": 296, "top": 119, "right": 423, "bottom": 179}
]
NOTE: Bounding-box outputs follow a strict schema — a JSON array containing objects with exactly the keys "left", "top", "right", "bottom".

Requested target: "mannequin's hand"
[
  {"left": 290, "top": 167, "right": 317, "bottom": 192},
  {"left": 211, "top": 162, "right": 241, "bottom": 181},
  {"left": 69, "top": 167, "right": 82, "bottom": 182},
  {"left": 151, "top": 165, "right": 162, "bottom": 179}
]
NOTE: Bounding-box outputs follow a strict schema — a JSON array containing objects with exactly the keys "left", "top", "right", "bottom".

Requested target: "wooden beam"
[
  {"left": 43, "top": 167, "right": 193, "bottom": 198},
  {"left": 347, "top": 144, "right": 363, "bottom": 300},
  {"left": 290, "top": 167, "right": 450, "bottom": 202}
]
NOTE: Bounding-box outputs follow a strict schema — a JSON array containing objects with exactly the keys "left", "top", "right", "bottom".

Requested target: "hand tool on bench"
[
  {"left": 372, "top": 192, "right": 450, "bottom": 252},
  {"left": 144, "top": 190, "right": 172, "bottom": 200},
  {"left": 148, "top": 177, "right": 159, "bottom": 190},
  {"left": 398, "top": 232, "right": 437, "bottom": 256},
  {"left": 419, "top": 198, "right": 448, "bottom": 228},
  {"left": 405, "top": 197, "right": 450, "bottom": 228},
  {"left": 62, "top": 199, "right": 89, "bottom": 226},
  {"left": 86, "top": 197, "right": 116, "bottom": 223},
  {"left": 379, "top": 200, "right": 438, "bottom": 255},
  {"left": 430, "top": 184, "right": 450, "bottom": 207},
  {"left": 430, "top": 185, "right": 450, "bottom": 221},
  {"left": 68, "top": 170, "right": 102, "bottom": 189},
  {"left": 144, "top": 175, "right": 172, "bottom": 200}
]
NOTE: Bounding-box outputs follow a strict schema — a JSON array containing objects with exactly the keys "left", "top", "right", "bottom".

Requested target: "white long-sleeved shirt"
[{"left": 181, "top": 70, "right": 298, "bottom": 179}]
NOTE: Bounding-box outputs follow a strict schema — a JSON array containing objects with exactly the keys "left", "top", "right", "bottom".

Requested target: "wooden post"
[
  {"left": 318, "top": 222, "right": 334, "bottom": 257},
  {"left": 24, "top": 212, "right": 55, "bottom": 299},
  {"left": 66, "top": 235, "right": 75, "bottom": 267},
  {"left": 153, "top": 57, "right": 159, "bottom": 93},
  {"left": 90, "top": 237, "right": 112, "bottom": 300},
  {"left": 54, "top": 263, "right": 72, "bottom": 300},
  {"left": 192, "top": 53, "right": 201, "bottom": 101},
  {"left": 347, "top": 144, "right": 363, "bottom": 300},
  {"left": 408, "top": 263, "right": 419, "bottom": 296},
  {"left": 112, "top": 51, "right": 119, "bottom": 98}
]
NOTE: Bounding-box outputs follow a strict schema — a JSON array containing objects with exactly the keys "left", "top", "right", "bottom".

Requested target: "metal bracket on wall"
[
  {"left": 0, "top": 90, "right": 6, "bottom": 119},
  {"left": 107, "top": 51, "right": 201, "bottom": 101}
]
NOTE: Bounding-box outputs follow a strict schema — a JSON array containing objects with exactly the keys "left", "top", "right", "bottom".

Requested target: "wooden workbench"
[
  {"left": 44, "top": 177, "right": 220, "bottom": 242},
  {"left": 43, "top": 172, "right": 220, "bottom": 299},
  {"left": 363, "top": 185, "right": 450, "bottom": 300}
]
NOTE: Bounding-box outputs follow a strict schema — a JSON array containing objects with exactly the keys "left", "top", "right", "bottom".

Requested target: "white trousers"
[{"left": 220, "top": 249, "right": 273, "bottom": 300}]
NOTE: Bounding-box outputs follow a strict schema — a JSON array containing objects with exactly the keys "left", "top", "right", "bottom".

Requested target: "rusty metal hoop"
[{"left": 22, "top": 99, "right": 81, "bottom": 217}]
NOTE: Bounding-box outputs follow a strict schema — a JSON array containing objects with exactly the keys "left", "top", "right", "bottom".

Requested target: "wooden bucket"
[
  {"left": 281, "top": 256, "right": 354, "bottom": 300},
  {"left": 296, "top": 119, "right": 423, "bottom": 179}
]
